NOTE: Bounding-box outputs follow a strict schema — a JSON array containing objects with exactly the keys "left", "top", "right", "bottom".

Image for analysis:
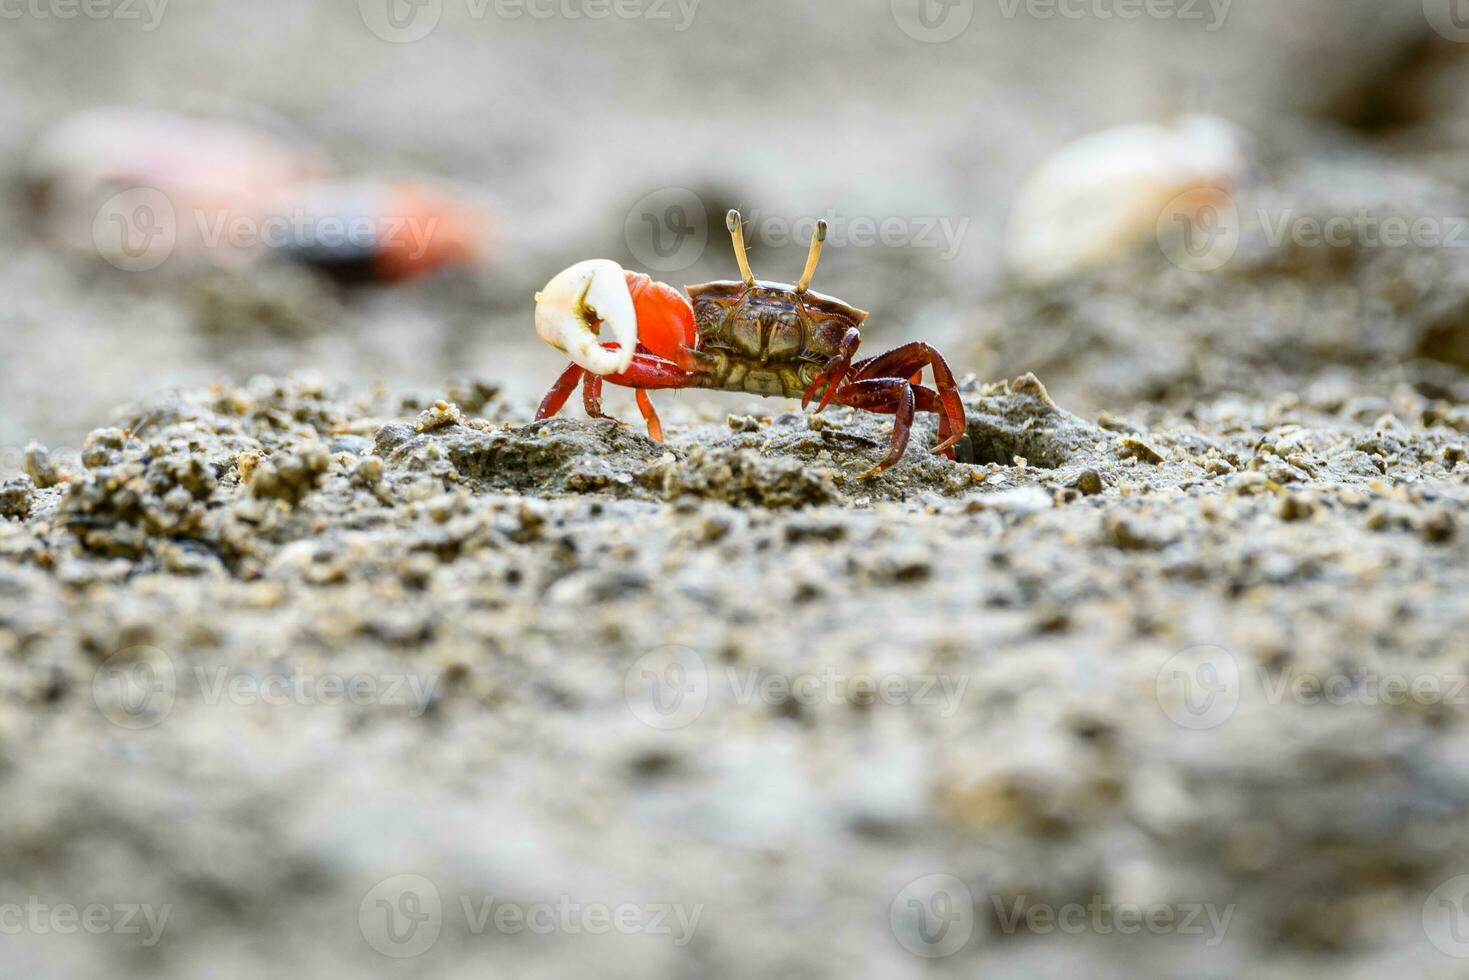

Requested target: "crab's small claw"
[{"left": 535, "top": 259, "right": 637, "bottom": 376}]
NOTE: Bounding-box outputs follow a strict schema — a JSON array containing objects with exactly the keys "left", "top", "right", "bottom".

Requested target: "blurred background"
[{"left": 3, "top": 0, "right": 1467, "bottom": 469}]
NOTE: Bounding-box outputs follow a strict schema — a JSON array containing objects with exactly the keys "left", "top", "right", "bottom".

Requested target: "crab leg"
[
  {"left": 536, "top": 363, "right": 586, "bottom": 420},
  {"left": 912, "top": 384, "right": 955, "bottom": 458},
  {"left": 603, "top": 352, "right": 700, "bottom": 390},
  {"left": 635, "top": 390, "right": 663, "bottom": 442},
  {"left": 534, "top": 351, "right": 695, "bottom": 440},
  {"left": 850, "top": 343, "right": 966, "bottom": 454},
  {"left": 928, "top": 388, "right": 955, "bottom": 456},
  {"left": 802, "top": 326, "right": 861, "bottom": 414},
  {"left": 836, "top": 378, "right": 917, "bottom": 478},
  {"left": 582, "top": 373, "right": 610, "bottom": 419},
  {"left": 835, "top": 382, "right": 958, "bottom": 467}
]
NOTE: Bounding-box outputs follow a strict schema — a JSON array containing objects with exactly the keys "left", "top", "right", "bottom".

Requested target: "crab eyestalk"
[
  {"left": 795, "top": 219, "right": 828, "bottom": 294},
  {"left": 726, "top": 210, "right": 756, "bottom": 286},
  {"left": 534, "top": 259, "right": 638, "bottom": 376}
]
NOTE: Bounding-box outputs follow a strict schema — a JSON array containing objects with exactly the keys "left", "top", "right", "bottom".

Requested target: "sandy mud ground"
[{"left": 2, "top": 361, "right": 1468, "bottom": 978}]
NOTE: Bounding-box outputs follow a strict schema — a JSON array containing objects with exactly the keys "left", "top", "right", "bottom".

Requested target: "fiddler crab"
[{"left": 533, "top": 210, "right": 967, "bottom": 478}]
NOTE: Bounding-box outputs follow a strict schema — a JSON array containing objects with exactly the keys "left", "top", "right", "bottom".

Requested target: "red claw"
[
  {"left": 801, "top": 363, "right": 844, "bottom": 413},
  {"left": 624, "top": 272, "right": 695, "bottom": 367},
  {"left": 802, "top": 326, "right": 861, "bottom": 414}
]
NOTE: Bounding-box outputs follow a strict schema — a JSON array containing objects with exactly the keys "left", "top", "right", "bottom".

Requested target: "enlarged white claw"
[{"left": 534, "top": 259, "right": 637, "bottom": 376}]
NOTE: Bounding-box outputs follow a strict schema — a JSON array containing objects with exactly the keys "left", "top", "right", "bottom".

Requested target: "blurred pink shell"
[
  {"left": 29, "top": 106, "right": 329, "bottom": 264},
  {"left": 29, "top": 107, "right": 490, "bottom": 282}
]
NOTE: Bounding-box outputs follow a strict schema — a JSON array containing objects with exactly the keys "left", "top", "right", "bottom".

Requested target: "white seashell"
[
  {"left": 534, "top": 259, "right": 637, "bottom": 376},
  {"left": 1004, "top": 115, "right": 1247, "bottom": 286}
]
